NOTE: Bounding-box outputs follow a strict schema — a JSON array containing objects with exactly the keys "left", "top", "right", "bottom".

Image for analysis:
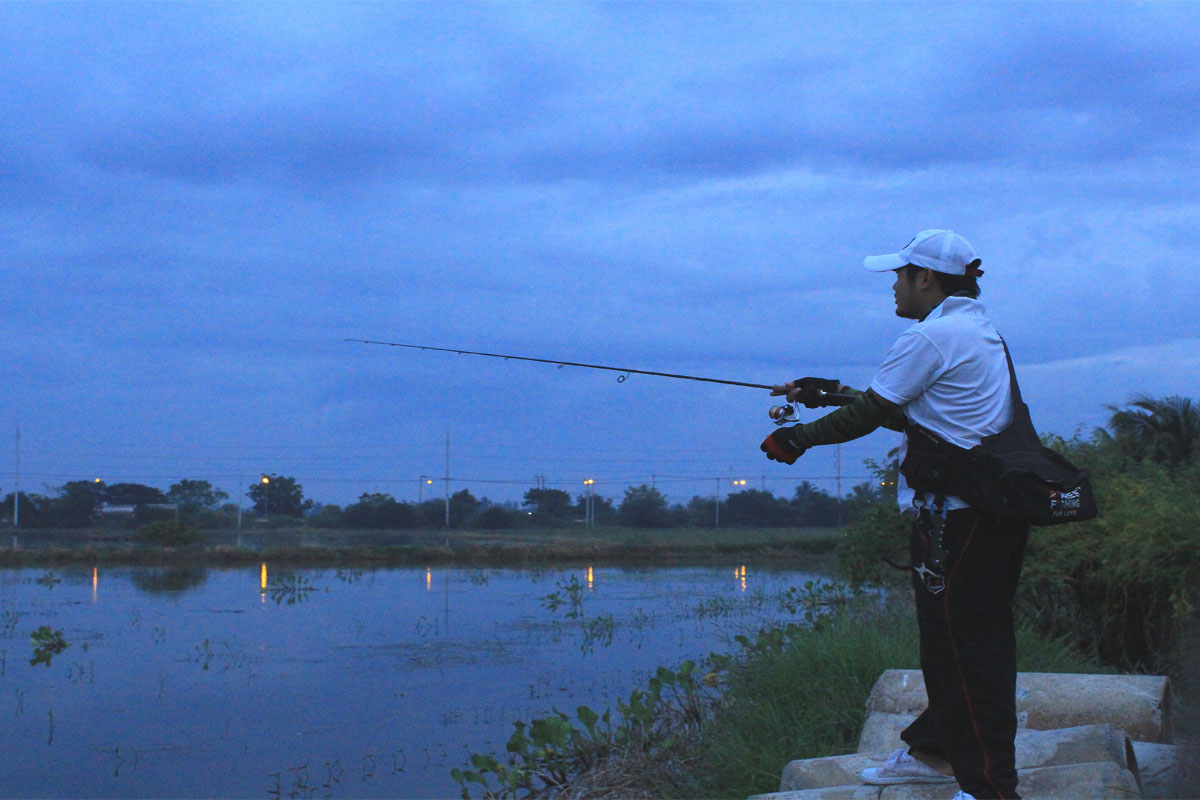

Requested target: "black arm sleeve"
[{"left": 786, "top": 389, "right": 905, "bottom": 448}]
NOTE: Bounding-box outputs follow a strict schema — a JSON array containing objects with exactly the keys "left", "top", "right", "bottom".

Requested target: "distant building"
[{"left": 96, "top": 503, "right": 177, "bottom": 516}]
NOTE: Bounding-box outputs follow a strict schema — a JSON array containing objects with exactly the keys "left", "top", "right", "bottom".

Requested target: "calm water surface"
[{"left": 0, "top": 564, "right": 822, "bottom": 798}]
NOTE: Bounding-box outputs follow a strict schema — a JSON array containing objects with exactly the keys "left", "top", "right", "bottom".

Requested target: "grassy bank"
[
  {"left": 455, "top": 595, "right": 1109, "bottom": 799},
  {"left": 0, "top": 526, "right": 841, "bottom": 568},
  {"left": 672, "top": 602, "right": 1109, "bottom": 798}
]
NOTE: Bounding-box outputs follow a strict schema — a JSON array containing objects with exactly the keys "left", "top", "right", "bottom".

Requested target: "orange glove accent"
[{"left": 760, "top": 429, "right": 806, "bottom": 464}]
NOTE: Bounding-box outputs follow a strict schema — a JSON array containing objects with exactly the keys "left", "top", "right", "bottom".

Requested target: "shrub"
[
  {"left": 836, "top": 433, "right": 1200, "bottom": 674},
  {"left": 477, "top": 505, "right": 514, "bottom": 529},
  {"left": 835, "top": 501, "right": 909, "bottom": 590},
  {"left": 306, "top": 504, "right": 345, "bottom": 529},
  {"left": 618, "top": 485, "right": 673, "bottom": 528},
  {"left": 1019, "top": 457, "right": 1200, "bottom": 671},
  {"left": 133, "top": 519, "right": 203, "bottom": 547}
]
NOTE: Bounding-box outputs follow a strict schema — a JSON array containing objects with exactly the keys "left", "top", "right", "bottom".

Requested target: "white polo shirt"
[{"left": 868, "top": 296, "right": 1013, "bottom": 510}]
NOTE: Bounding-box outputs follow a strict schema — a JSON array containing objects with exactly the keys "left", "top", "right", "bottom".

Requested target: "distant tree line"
[{"left": 0, "top": 474, "right": 881, "bottom": 531}]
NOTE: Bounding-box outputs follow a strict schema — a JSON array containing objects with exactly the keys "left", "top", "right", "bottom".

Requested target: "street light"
[
  {"left": 260, "top": 475, "right": 270, "bottom": 518},
  {"left": 583, "top": 479, "right": 595, "bottom": 527}
]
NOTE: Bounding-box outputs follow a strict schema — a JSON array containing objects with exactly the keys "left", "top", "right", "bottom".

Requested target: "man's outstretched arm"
[{"left": 762, "top": 389, "right": 904, "bottom": 463}]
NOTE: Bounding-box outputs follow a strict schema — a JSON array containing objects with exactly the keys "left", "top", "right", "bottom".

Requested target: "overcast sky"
[{"left": 2, "top": 1, "right": 1198, "bottom": 510}]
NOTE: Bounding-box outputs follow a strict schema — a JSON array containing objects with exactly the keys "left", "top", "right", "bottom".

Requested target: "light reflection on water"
[{"left": 0, "top": 563, "right": 823, "bottom": 798}]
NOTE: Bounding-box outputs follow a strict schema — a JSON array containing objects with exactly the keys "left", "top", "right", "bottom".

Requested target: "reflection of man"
[{"left": 761, "top": 230, "right": 1028, "bottom": 800}]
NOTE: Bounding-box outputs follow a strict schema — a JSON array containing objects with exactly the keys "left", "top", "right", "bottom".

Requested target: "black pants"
[{"left": 900, "top": 506, "right": 1030, "bottom": 799}]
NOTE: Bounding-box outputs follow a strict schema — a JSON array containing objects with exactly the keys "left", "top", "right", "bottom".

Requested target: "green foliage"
[
  {"left": 133, "top": 519, "right": 203, "bottom": 547},
  {"left": 683, "top": 484, "right": 846, "bottom": 528},
  {"left": 52, "top": 480, "right": 106, "bottom": 527},
  {"left": 267, "top": 573, "right": 318, "bottom": 605},
  {"left": 167, "top": 479, "right": 229, "bottom": 515},
  {"left": 451, "top": 661, "right": 704, "bottom": 799},
  {"left": 695, "top": 605, "right": 918, "bottom": 795},
  {"left": 833, "top": 394, "right": 1200, "bottom": 675},
  {"left": 835, "top": 501, "right": 909, "bottom": 589},
  {"left": 0, "top": 491, "right": 55, "bottom": 527},
  {"left": 446, "top": 489, "right": 480, "bottom": 528},
  {"left": 689, "top": 596, "right": 1105, "bottom": 798},
  {"left": 306, "top": 503, "right": 345, "bottom": 528},
  {"left": 1020, "top": 455, "right": 1200, "bottom": 671},
  {"left": 540, "top": 575, "right": 586, "bottom": 618},
  {"left": 104, "top": 482, "right": 169, "bottom": 506},
  {"left": 522, "top": 488, "right": 574, "bottom": 523},
  {"left": 1014, "top": 419, "right": 1200, "bottom": 671},
  {"left": 247, "top": 474, "right": 313, "bottom": 518},
  {"left": 618, "top": 485, "right": 673, "bottom": 528},
  {"left": 834, "top": 454, "right": 908, "bottom": 590},
  {"left": 722, "top": 489, "right": 793, "bottom": 526},
  {"left": 342, "top": 493, "right": 417, "bottom": 529},
  {"left": 450, "top": 706, "right": 607, "bottom": 798},
  {"left": 780, "top": 579, "right": 855, "bottom": 624},
  {"left": 30, "top": 626, "right": 69, "bottom": 667},
  {"left": 35, "top": 571, "right": 61, "bottom": 589},
  {"left": 1102, "top": 393, "right": 1200, "bottom": 469},
  {"left": 451, "top": 580, "right": 1104, "bottom": 799},
  {"left": 790, "top": 481, "right": 841, "bottom": 526},
  {"left": 476, "top": 504, "right": 515, "bottom": 529}
]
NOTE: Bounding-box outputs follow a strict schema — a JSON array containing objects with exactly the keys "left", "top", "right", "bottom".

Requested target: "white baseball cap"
[{"left": 863, "top": 229, "right": 983, "bottom": 276}]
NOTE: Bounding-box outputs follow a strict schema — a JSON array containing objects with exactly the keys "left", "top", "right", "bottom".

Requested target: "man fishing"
[{"left": 761, "top": 229, "right": 1028, "bottom": 800}]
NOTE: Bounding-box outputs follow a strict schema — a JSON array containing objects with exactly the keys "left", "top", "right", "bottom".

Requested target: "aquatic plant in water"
[
  {"left": 268, "top": 574, "right": 318, "bottom": 605},
  {"left": 579, "top": 614, "right": 615, "bottom": 653},
  {"left": 539, "top": 575, "right": 585, "bottom": 619},
  {"left": 30, "top": 626, "right": 69, "bottom": 667},
  {"left": 692, "top": 595, "right": 736, "bottom": 619},
  {"left": 451, "top": 660, "right": 707, "bottom": 799},
  {"left": 779, "top": 579, "right": 859, "bottom": 624},
  {"left": 2, "top": 606, "right": 22, "bottom": 637},
  {"left": 35, "top": 572, "right": 61, "bottom": 589}
]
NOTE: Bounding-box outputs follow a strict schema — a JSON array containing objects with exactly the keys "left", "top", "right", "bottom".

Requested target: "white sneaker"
[
  {"left": 951, "top": 792, "right": 976, "bottom": 800},
  {"left": 859, "top": 748, "right": 957, "bottom": 785}
]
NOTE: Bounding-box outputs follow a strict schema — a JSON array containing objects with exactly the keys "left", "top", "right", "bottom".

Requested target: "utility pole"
[
  {"left": 835, "top": 444, "right": 843, "bottom": 526},
  {"left": 444, "top": 430, "right": 451, "bottom": 528},
  {"left": 714, "top": 477, "right": 720, "bottom": 528},
  {"left": 13, "top": 423, "right": 20, "bottom": 528}
]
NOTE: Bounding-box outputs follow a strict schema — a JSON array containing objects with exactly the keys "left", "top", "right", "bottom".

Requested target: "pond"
[{"left": 0, "top": 563, "right": 825, "bottom": 798}]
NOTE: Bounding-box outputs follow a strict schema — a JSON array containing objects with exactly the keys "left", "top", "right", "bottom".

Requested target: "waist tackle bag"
[{"left": 900, "top": 342, "right": 1098, "bottom": 526}]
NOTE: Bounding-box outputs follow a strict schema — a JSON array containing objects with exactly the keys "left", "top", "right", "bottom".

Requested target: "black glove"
[
  {"left": 760, "top": 428, "right": 806, "bottom": 465},
  {"left": 790, "top": 377, "right": 842, "bottom": 408}
]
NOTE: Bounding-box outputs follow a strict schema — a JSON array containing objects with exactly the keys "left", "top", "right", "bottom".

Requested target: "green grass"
[
  {"left": 661, "top": 599, "right": 1109, "bottom": 798},
  {"left": 685, "top": 601, "right": 922, "bottom": 797},
  {"left": 0, "top": 526, "right": 843, "bottom": 567},
  {"left": 451, "top": 591, "right": 1110, "bottom": 799}
]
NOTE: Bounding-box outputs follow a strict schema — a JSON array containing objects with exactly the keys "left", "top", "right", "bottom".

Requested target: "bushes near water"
[
  {"left": 455, "top": 393, "right": 1200, "bottom": 798},
  {"left": 1020, "top": 456, "right": 1200, "bottom": 674},
  {"left": 452, "top": 592, "right": 1104, "bottom": 799},
  {"left": 132, "top": 519, "right": 203, "bottom": 547},
  {"left": 835, "top": 402, "right": 1200, "bottom": 678}
]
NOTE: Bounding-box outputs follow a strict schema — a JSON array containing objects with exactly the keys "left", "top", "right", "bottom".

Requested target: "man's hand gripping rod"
[{"left": 345, "top": 338, "right": 855, "bottom": 422}]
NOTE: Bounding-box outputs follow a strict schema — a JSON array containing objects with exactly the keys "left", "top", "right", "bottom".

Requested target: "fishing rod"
[{"left": 345, "top": 338, "right": 855, "bottom": 423}]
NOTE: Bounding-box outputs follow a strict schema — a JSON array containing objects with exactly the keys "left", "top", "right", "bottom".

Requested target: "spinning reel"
[
  {"left": 768, "top": 390, "right": 856, "bottom": 425},
  {"left": 768, "top": 404, "right": 800, "bottom": 425}
]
